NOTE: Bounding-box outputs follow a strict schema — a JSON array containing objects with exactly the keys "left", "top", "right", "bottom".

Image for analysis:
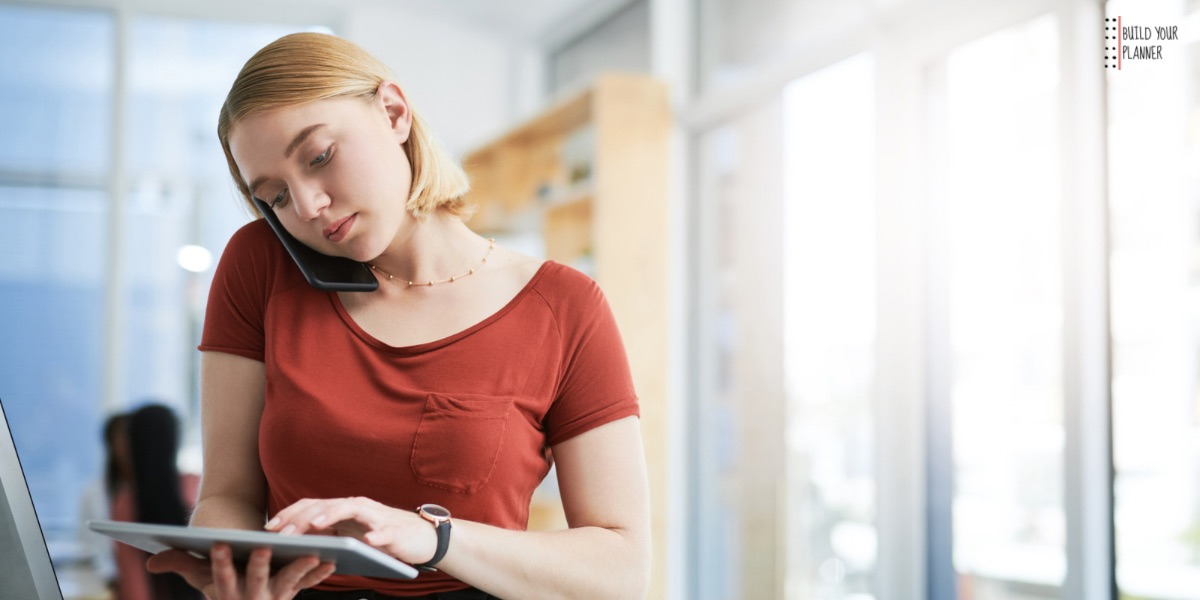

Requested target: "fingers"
[
  {"left": 265, "top": 497, "right": 432, "bottom": 565},
  {"left": 275, "top": 558, "right": 336, "bottom": 595},
  {"left": 145, "top": 549, "right": 212, "bottom": 592},
  {"left": 266, "top": 497, "right": 326, "bottom": 534},
  {"left": 153, "top": 542, "right": 333, "bottom": 600},
  {"left": 209, "top": 544, "right": 240, "bottom": 599},
  {"left": 243, "top": 547, "right": 272, "bottom": 595},
  {"left": 269, "top": 555, "right": 319, "bottom": 591},
  {"left": 268, "top": 496, "right": 382, "bottom": 536}
]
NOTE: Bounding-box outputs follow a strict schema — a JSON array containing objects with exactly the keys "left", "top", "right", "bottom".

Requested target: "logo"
[{"left": 1106, "top": 16, "right": 1181, "bottom": 70}]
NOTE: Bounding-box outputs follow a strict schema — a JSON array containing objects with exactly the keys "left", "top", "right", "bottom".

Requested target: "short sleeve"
[
  {"left": 541, "top": 273, "right": 639, "bottom": 447},
  {"left": 197, "top": 221, "right": 274, "bottom": 362}
]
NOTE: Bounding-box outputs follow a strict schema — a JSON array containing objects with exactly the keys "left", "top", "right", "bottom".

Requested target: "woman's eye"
[
  {"left": 269, "top": 189, "right": 288, "bottom": 208},
  {"left": 310, "top": 147, "right": 331, "bottom": 167}
]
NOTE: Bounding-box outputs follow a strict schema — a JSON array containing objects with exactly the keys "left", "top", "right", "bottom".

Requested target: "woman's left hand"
[{"left": 265, "top": 497, "right": 439, "bottom": 566}]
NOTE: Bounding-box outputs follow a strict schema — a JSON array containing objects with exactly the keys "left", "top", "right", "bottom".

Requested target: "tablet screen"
[{"left": 89, "top": 520, "right": 418, "bottom": 580}]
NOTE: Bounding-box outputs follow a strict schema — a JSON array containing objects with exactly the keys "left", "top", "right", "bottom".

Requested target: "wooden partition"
[{"left": 462, "top": 73, "right": 672, "bottom": 599}]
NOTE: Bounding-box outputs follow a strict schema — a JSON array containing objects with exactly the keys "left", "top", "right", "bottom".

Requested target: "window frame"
[{"left": 680, "top": 0, "right": 1112, "bottom": 598}]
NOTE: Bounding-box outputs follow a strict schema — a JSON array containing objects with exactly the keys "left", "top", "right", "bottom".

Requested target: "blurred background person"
[
  {"left": 112, "top": 403, "right": 201, "bottom": 600},
  {"left": 77, "top": 412, "right": 132, "bottom": 593}
]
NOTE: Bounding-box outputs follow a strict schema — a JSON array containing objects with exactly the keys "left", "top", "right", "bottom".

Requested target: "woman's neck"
[{"left": 369, "top": 209, "right": 491, "bottom": 286}]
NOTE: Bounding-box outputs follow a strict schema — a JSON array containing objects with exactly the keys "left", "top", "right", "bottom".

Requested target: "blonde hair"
[{"left": 218, "top": 32, "right": 471, "bottom": 220}]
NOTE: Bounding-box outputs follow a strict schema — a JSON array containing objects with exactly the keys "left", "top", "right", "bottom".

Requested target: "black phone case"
[{"left": 252, "top": 199, "right": 378, "bottom": 292}]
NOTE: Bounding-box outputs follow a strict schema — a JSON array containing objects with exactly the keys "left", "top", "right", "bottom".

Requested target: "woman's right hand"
[{"left": 146, "top": 543, "right": 336, "bottom": 599}]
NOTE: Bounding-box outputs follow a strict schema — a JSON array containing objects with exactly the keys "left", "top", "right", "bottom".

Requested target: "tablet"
[{"left": 88, "top": 520, "right": 417, "bottom": 580}]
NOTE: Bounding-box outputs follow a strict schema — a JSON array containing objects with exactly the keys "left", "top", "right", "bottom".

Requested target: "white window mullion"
[
  {"left": 1059, "top": 1, "right": 1114, "bottom": 599},
  {"left": 872, "top": 33, "right": 930, "bottom": 600},
  {"left": 101, "top": 5, "right": 129, "bottom": 415},
  {"left": 649, "top": 0, "right": 692, "bottom": 598}
]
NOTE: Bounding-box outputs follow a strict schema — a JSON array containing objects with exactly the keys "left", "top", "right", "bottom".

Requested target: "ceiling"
[
  {"left": 113, "top": 0, "right": 635, "bottom": 47},
  {"left": 390, "top": 0, "right": 635, "bottom": 45}
]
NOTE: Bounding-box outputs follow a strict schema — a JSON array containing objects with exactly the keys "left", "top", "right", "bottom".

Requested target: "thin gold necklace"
[{"left": 368, "top": 238, "right": 495, "bottom": 287}]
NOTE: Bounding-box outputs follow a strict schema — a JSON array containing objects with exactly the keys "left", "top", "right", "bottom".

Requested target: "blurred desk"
[
  {"left": 48, "top": 538, "right": 112, "bottom": 600},
  {"left": 56, "top": 562, "right": 111, "bottom": 600}
]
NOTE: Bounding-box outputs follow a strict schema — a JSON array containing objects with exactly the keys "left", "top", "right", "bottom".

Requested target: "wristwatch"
[{"left": 413, "top": 503, "right": 452, "bottom": 572}]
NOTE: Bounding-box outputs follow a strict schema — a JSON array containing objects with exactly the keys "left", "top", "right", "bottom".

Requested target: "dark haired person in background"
[
  {"left": 112, "top": 403, "right": 201, "bottom": 600},
  {"left": 78, "top": 412, "right": 132, "bottom": 592}
]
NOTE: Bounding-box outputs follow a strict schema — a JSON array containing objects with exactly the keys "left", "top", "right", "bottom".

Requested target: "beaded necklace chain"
[{"left": 368, "top": 238, "right": 495, "bottom": 287}]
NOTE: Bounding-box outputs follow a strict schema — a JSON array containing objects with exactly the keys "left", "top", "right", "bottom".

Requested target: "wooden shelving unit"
[{"left": 462, "top": 73, "right": 672, "bottom": 598}]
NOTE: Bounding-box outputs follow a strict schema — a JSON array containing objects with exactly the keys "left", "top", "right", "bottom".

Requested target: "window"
[
  {"left": 549, "top": 0, "right": 650, "bottom": 96},
  {"left": 782, "top": 53, "right": 877, "bottom": 599},
  {"left": 695, "top": 0, "right": 870, "bottom": 92},
  {"left": 691, "top": 52, "right": 877, "bottom": 600},
  {"left": 0, "top": 3, "right": 114, "bottom": 545},
  {"left": 121, "top": 16, "right": 311, "bottom": 440},
  {"left": 1108, "top": 0, "right": 1200, "bottom": 598},
  {"left": 687, "top": 3, "right": 1105, "bottom": 598},
  {"left": 0, "top": 8, "right": 324, "bottom": 594},
  {"left": 932, "top": 15, "right": 1066, "bottom": 599},
  {"left": 693, "top": 95, "right": 787, "bottom": 600}
]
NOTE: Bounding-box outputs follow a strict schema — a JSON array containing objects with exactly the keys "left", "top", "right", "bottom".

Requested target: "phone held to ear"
[{"left": 252, "top": 198, "right": 379, "bottom": 292}]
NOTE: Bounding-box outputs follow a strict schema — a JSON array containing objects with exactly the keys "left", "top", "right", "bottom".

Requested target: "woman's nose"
[{"left": 290, "top": 183, "right": 330, "bottom": 221}]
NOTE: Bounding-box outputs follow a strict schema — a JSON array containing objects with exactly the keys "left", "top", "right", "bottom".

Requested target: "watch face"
[{"left": 421, "top": 504, "right": 451, "bottom": 520}]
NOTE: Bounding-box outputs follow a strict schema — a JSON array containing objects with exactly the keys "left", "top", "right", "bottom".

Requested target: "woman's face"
[{"left": 227, "top": 84, "right": 414, "bottom": 262}]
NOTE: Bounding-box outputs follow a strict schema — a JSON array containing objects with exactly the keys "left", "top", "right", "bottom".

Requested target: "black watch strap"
[{"left": 414, "top": 518, "right": 451, "bottom": 572}]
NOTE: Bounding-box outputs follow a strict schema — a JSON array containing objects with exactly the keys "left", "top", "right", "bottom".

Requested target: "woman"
[{"left": 148, "top": 32, "right": 650, "bottom": 600}]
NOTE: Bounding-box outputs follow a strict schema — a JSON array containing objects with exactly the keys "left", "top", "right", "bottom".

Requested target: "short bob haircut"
[{"left": 217, "top": 32, "right": 471, "bottom": 221}]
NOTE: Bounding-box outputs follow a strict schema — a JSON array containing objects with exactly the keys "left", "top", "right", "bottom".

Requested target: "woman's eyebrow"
[
  {"left": 284, "top": 123, "right": 326, "bottom": 158},
  {"left": 246, "top": 123, "right": 328, "bottom": 193}
]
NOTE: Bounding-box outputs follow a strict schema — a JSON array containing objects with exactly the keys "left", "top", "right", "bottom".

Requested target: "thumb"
[{"left": 364, "top": 529, "right": 391, "bottom": 547}]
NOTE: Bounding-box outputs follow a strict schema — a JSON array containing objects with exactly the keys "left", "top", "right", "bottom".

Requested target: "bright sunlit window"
[
  {"left": 1108, "top": 0, "right": 1200, "bottom": 598},
  {"left": 782, "top": 52, "right": 877, "bottom": 600},
  {"left": 940, "top": 15, "right": 1065, "bottom": 599}
]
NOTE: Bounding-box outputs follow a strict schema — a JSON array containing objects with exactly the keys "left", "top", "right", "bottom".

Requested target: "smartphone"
[{"left": 252, "top": 198, "right": 379, "bottom": 292}]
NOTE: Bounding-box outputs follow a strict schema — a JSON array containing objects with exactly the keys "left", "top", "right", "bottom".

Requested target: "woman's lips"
[{"left": 324, "top": 214, "right": 356, "bottom": 242}]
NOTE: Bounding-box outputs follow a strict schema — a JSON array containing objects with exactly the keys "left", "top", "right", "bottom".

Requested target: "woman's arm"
[
  {"left": 443, "top": 415, "right": 651, "bottom": 599},
  {"left": 270, "top": 415, "right": 651, "bottom": 600},
  {"left": 149, "top": 352, "right": 335, "bottom": 598},
  {"left": 190, "top": 351, "right": 269, "bottom": 530}
]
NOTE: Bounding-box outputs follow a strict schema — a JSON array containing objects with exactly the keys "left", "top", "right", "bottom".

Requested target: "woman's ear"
[{"left": 376, "top": 81, "right": 412, "bottom": 144}]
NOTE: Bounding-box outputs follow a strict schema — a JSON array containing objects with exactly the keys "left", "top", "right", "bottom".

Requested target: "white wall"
[{"left": 341, "top": 3, "right": 529, "bottom": 155}]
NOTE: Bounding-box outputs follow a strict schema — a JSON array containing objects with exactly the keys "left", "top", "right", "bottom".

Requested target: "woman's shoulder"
[
  {"left": 223, "top": 218, "right": 279, "bottom": 255},
  {"left": 527, "top": 259, "right": 608, "bottom": 313},
  {"left": 214, "top": 218, "right": 286, "bottom": 271},
  {"left": 213, "top": 218, "right": 308, "bottom": 293}
]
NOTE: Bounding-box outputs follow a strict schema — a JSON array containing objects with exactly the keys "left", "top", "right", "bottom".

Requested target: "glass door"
[{"left": 928, "top": 14, "right": 1067, "bottom": 600}]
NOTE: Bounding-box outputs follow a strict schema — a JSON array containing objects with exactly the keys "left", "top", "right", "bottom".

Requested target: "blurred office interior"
[{"left": 1, "top": 0, "right": 1198, "bottom": 598}]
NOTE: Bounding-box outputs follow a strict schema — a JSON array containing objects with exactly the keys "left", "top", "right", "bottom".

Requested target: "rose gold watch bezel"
[{"left": 417, "top": 503, "right": 451, "bottom": 525}]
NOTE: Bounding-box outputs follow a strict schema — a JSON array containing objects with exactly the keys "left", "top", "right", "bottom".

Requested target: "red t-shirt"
[{"left": 198, "top": 219, "right": 639, "bottom": 595}]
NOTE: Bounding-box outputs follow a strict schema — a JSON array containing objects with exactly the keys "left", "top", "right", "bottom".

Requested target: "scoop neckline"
[{"left": 328, "top": 260, "right": 553, "bottom": 355}]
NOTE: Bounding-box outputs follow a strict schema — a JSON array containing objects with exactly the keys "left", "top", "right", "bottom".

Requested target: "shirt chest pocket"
[{"left": 410, "top": 393, "right": 513, "bottom": 494}]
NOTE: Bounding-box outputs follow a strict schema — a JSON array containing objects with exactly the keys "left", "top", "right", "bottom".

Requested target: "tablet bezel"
[{"left": 88, "top": 520, "right": 417, "bottom": 580}]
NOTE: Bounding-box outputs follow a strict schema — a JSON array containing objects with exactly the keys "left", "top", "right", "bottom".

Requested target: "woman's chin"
[{"left": 340, "top": 240, "right": 384, "bottom": 263}]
